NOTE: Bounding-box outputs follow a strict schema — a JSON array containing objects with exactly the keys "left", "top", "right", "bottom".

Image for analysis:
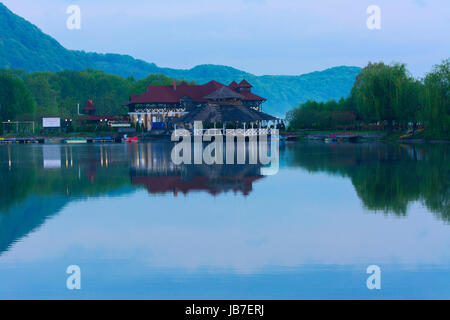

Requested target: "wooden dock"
[
  {"left": 0, "top": 137, "right": 45, "bottom": 144},
  {"left": 305, "top": 132, "right": 360, "bottom": 142},
  {"left": 0, "top": 136, "right": 122, "bottom": 144}
]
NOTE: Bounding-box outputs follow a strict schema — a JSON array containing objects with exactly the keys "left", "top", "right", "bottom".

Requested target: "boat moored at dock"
[{"left": 64, "top": 137, "right": 88, "bottom": 144}]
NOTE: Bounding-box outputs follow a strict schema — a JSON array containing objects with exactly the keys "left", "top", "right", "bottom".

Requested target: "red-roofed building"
[
  {"left": 124, "top": 79, "right": 267, "bottom": 131},
  {"left": 82, "top": 100, "right": 96, "bottom": 115},
  {"left": 79, "top": 100, "right": 129, "bottom": 127},
  {"left": 228, "top": 81, "right": 238, "bottom": 90},
  {"left": 237, "top": 79, "right": 253, "bottom": 89}
]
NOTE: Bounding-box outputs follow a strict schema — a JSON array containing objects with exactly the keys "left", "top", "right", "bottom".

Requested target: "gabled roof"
[
  {"left": 124, "top": 80, "right": 264, "bottom": 105},
  {"left": 239, "top": 91, "right": 266, "bottom": 101},
  {"left": 204, "top": 87, "right": 243, "bottom": 100},
  {"left": 238, "top": 79, "right": 253, "bottom": 88},
  {"left": 174, "top": 104, "right": 277, "bottom": 123},
  {"left": 124, "top": 80, "right": 224, "bottom": 105},
  {"left": 228, "top": 81, "right": 238, "bottom": 90},
  {"left": 82, "top": 100, "right": 96, "bottom": 111}
]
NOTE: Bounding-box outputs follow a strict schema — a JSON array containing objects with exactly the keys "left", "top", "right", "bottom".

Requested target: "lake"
[{"left": 0, "top": 141, "right": 448, "bottom": 299}]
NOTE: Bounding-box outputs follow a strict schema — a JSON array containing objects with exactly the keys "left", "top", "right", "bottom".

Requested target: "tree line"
[
  {"left": 0, "top": 68, "right": 189, "bottom": 124},
  {"left": 286, "top": 59, "right": 449, "bottom": 137}
]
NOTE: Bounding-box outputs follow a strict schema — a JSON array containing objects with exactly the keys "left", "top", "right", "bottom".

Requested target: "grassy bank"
[
  {"left": 286, "top": 129, "right": 449, "bottom": 143},
  {"left": 383, "top": 130, "right": 450, "bottom": 142}
]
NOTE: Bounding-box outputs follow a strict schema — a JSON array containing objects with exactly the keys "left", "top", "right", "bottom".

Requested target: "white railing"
[{"left": 174, "top": 128, "right": 275, "bottom": 137}]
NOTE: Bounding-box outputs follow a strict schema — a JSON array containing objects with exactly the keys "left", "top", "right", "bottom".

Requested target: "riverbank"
[
  {"left": 382, "top": 130, "right": 450, "bottom": 143},
  {"left": 2, "top": 129, "right": 449, "bottom": 144},
  {"left": 285, "top": 130, "right": 450, "bottom": 143}
]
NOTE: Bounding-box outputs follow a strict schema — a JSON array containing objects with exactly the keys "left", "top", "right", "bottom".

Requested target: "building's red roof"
[
  {"left": 204, "top": 86, "right": 243, "bottom": 100},
  {"left": 82, "top": 100, "right": 96, "bottom": 112},
  {"left": 124, "top": 80, "right": 264, "bottom": 105},
  {"left": 229, "top": 81, "right": 238, "bottom": 89},
  {"left": 238, "top": 79, "right": 253, "bottom": 88},
  {"left": 239, "top": 91, "right": 266, "bottom": 101}
]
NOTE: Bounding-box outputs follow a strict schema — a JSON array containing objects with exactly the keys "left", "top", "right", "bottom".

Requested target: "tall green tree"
[
  {"left": 421, "top": 59, "right": 449, "bottom": 135},
  {"left": 24, "top": 72, "right": 58, "bottom": 116},
  {"left": 351, "top": 62, "right": 410, "bottom": 131},
  {"left": 0, "top": 70, "right": 36, "bottom": 122}
]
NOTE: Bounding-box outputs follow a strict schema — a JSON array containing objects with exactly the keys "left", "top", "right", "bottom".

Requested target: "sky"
[{"left": 2, "top": 0, "right": 449, "bottom": 77}]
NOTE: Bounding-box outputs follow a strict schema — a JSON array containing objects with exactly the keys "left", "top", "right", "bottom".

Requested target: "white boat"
[{"left": 65, "top": 137, "right": 87, "bottom": 144}]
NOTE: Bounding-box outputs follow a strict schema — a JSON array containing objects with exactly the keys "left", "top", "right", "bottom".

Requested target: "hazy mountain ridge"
[{"left": 0, "top": 2, "right": 361, "bottom": 116}]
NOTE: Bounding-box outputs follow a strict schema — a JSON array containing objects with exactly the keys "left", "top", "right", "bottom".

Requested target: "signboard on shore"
[{"left": 42, "top": 118, "right": 61, "bottom": 128}]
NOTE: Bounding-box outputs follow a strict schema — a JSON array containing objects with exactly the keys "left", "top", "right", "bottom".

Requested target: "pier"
[
  {"left": 0, "top": 136, "right": 123, "bottom": 144},
  {"left": 0, "top": 137, "right": 45, "bottom": 144}
]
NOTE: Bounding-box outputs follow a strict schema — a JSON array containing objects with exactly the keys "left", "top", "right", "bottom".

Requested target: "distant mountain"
[{"left": 0, "top": 2, "right": 361, "bottom": 116}]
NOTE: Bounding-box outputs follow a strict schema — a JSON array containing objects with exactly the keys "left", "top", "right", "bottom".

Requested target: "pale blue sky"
[{"left": 2, "top": 0, "right": 449, "bottom": 76}]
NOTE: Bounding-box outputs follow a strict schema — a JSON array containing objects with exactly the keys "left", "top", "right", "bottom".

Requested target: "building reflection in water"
[
  {"left": 31, "top": 142, "right": 267, "bottom": 197},
  {"left": 129, "top": 142, "right": 266, "bottom": 196},
  {"left": 0, "top": 141, "right": 448, "bottom": 222}
]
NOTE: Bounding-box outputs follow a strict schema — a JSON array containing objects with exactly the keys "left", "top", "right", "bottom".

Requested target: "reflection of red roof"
[
  {"left": 83, "top": 100, "right": 96, "bottom": 112},
  {"left": 238, "top": 79, "right": 253, "bottom": 88},
  {"left": 125, "top": 80, "right": 264, "bottom": 105},
  {"left": 131, "top": 175, "right": 263, "bottom": 196},
  {"left": 84, "top": 167, "right": 96, "bottom": 182}
]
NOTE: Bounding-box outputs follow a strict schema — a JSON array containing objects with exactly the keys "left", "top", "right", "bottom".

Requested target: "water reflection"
[
  {"left": 0, "top": 141, "right": 448, "bottom": 257},
  {"left": 1, "top": 142, "right": 448, "bottom": 217},
  {"left": 281, "top": 142, "right": 449, "bottom": 222},
  {"left": 130, "top": 143, "right": 265, "bottom": 196}
]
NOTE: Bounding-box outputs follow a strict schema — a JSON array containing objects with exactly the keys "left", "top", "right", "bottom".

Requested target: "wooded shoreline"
[{"left": 286, "top": 59, "right": 449, "bottom": 141}]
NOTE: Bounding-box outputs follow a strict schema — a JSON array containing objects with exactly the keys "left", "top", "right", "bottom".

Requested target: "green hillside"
[{"left": 0, "top": 2, "right": 360, "bottom": 116}]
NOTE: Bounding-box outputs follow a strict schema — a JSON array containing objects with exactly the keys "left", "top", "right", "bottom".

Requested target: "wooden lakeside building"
[
  {"left": 124, "top": 79, "right": 277, "bottom": 132},
  {"left": 78, "top": 100, "right": 129, "bottom": 126}
]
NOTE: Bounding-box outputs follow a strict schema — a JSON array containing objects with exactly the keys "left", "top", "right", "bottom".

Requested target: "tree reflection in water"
[
  {"left": 0, "top": 141, "right": 448, "bottom": 255},
  {"left": 282, "top": 141, "right": 449, "bottom": 222}
]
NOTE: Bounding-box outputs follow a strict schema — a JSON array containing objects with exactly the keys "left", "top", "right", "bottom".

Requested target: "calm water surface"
[{"left": 0, "top": 141, "right": 448, "bottom": 299}]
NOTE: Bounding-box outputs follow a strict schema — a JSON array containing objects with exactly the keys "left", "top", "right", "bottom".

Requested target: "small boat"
[
  {"left": 92, "top": 136, "right": 114, "bottom": 143},
  {"left": 25, "top": 138, "right": 39, "bottom": 144},
  {"left": 325, "top": 134, "right": 338, "bottom": 143},
  {"left": 65, "top": 137, "right": 87, "bottom": 144},
  {"left": 400, "top": 128, "right": 424, "bottom": 139},
  {"left": 2, "top": 138, "right": 19, "bottom": 144},
  {"left": 123, "top": 136, "right": 138, "bottom": 143}
]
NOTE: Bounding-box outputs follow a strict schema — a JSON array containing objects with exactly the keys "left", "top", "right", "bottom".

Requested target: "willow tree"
[
  {"left": 396, "top": 77, "right": 422, "bottom": 129},
  {"left": 351, "top": 62, "right": 411, "bottom": 131},
  {"left": 421, "top": 59, "right": 449, "bottom": 135}
]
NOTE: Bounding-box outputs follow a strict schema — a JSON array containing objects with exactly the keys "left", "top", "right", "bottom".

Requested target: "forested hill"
[{"left": 0, "top": 2, "right": 360, "bottom": 116}]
